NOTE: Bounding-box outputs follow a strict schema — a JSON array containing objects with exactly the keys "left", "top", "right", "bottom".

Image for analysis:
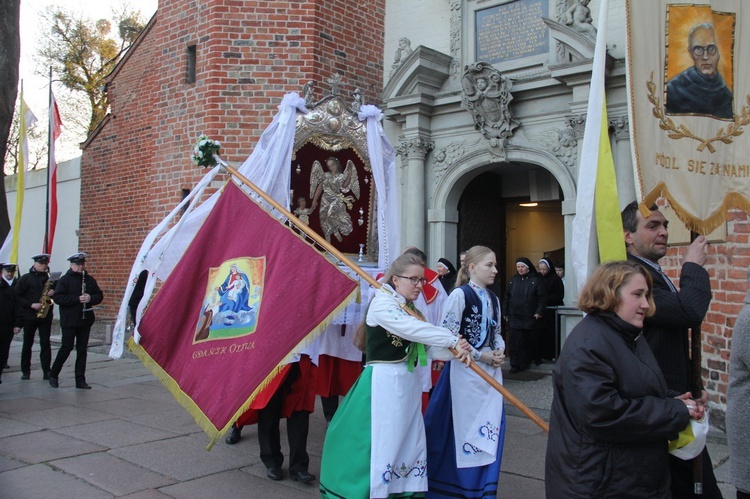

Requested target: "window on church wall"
[
  {"left": 186, "top": 45, "right": 197, "bottom": 84},
  {"left": 180, "top": 189, "right": 191, "bottom": 215}
]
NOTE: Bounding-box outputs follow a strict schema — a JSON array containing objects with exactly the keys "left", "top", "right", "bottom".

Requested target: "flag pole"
[
  {"left": 43, "top": 67, "right": 52, "bottom": 253},
  {"left": 215, "top": 156, "right": 550, "bottom": 433}
]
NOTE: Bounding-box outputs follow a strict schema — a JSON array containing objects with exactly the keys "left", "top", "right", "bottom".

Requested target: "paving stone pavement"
[{"left": 0, "top": 334, "right": 737, "bottom": 498}]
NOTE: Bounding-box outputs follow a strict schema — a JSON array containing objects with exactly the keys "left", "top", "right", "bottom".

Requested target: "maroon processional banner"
[{"left": 130, "top": 181, "right": 358, "bottom": 446}]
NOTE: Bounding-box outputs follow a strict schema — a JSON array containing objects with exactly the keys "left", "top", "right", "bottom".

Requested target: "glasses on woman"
[{"left": 395, "top": 275, "right": 428, "bottom": 286}]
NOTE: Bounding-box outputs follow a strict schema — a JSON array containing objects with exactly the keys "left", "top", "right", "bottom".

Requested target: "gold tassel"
[{"left": 641, "top": 182, "right": 750, "bottom": 235}]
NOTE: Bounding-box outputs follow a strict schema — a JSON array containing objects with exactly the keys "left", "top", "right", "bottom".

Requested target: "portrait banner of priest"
[{"left": 626, "top": 0, "right": 750, "bottom": 234}]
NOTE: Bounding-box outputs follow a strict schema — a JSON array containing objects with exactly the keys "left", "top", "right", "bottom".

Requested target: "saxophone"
[{"left": 37, "top": 273, "right": 53, "bottom": 319}]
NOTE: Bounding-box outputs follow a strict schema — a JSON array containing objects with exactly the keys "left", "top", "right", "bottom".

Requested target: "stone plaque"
[{"left": 476, "top": 0, "right": 549, "bottom": 64}]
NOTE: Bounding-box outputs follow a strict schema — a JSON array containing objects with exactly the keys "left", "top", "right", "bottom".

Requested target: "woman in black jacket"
[
  {"left": 545, "top": 261, "right": 705, "bottom": 498},
  {"left": 503, "top": 257, "right": 546, "bottom": 373}
]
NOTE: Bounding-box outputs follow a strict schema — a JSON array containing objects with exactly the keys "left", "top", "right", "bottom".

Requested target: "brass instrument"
[{"left": 37, "top": 273, "right": 54, "bottom": 319}]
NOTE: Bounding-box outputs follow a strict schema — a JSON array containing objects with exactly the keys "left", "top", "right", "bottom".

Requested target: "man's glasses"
[
  {"left": 395, "top": 275, "right": 428, "bottom": 285},
  {"left": 690, "top": 44, "right": 717, "bottom": 57}
]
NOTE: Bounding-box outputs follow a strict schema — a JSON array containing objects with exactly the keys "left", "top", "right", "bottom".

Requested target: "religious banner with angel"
[
  {"left": 289, "top": 144, "right": 372, "bottom": 257},
  {"left": 626, "top": 0, "right": 750, "bottom": 233}
]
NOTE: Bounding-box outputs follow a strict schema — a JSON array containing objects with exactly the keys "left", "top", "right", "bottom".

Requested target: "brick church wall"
[{"left": 80, "top": 0, "right": 385, "bottom": 318}]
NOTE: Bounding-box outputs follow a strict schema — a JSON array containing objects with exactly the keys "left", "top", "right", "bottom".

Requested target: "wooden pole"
[
  {"left": 217, "top": 158, "right": 550, "bottom": 433},
  {"left": 689, "top": 231, "right": 703, "bottom": 494},
  {"left": 691, "top": 322, "right": 703, "bottom": 495}
]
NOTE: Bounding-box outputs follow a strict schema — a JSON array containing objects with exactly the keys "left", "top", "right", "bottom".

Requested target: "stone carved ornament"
[
  {"left": 390, "top": 37, "right": 414, "bottom": 79},
  {"left": 461, "top": 62, "right": 519, "bottom": 149},
  {"left": 449, "top": 0, "right": 462, "bottom": 79},
  {"left": 525, "top": 127, "right": 578, "bottom": 170},
  {"left": 563, "top": 0, "right": 596, "bottom": 40}
]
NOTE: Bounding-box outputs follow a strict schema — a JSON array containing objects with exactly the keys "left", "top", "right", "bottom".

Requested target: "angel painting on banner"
[{"left": 309, "top": 157, "right": 360, "bottom": 243}]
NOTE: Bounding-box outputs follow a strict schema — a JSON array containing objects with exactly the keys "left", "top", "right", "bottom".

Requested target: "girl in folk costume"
[
  {"left": 424, "top": 246, "right": 506, "bottom": 498},
  {"left": 319, "top": 253, "right": 472, "bottom": 499}
]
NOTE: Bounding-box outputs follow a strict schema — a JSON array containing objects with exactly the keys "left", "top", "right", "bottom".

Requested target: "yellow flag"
[
  {"left": 594, "top": 97, "right": 626, "bottom": 263},
  {"left": 10, "top": 92, "right": 38, "bottom": 263}
]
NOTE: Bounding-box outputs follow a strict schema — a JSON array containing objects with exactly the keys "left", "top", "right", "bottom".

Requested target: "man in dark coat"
[
  {"left": 15, "top": 254, "right": 55, "bottom": 380},
  {"left": 503, "top": 257, "right": 546, "bottom": 373},
  {"left": 49, "top": 252, "right": 104, "bottom": 390},
  {"left": 0, "top": 263, "right": 22, "bottom": 383},
  {"left": 621, "top": 201, "right": 722, "bottom": 498}
]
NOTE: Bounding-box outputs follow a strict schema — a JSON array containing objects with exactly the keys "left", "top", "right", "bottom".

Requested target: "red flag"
[
  {"left": 45, "top": 92, "right": 62, "bottom": 253},
  {"left": 130, "top": 181, "right": 358, "bottom": 445}
]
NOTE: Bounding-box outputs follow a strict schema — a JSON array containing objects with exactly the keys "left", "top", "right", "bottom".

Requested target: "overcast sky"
[{"left": 18, "top": 0, "right": 158, "bottom": 162}]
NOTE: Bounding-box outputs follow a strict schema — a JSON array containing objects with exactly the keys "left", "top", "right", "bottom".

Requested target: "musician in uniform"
[
  {"left": 0, "top": 263, "right": 22, "bottom": 383},
  {"left": 15, "top": 254, "right": 55, "bottom": 380},
  {"left": 49, "top": 252, "right": 103, "bottom": 389}
]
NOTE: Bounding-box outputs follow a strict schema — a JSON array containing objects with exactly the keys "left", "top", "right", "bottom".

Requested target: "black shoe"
[
  {"left": 225, "top": 424, "right": 242, "bottom": 445},
  {"left": 76, "top": 382, "right": 92, "bottom": 390},
  {"left": 509, "top": 367, "right": 519, "bottom": 374},
  {"left": 21, "top": 373, "right": 30, "bottom": 380},
  {"left": 533, "top": 360, "right": 542, "bottom": 366},
  {"left": 43, "top": 372, "right": 50, "bottom": 380},
  {"left": 290, "top": 470, "right": 315, "bottom": 483},
  {"left": 49, "top": 377, "right": 59, "bottom": 388},
  {"left": 266, "top": 467, "right": 283, "bottom": 481}
]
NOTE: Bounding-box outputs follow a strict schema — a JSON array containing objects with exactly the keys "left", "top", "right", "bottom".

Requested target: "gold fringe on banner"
[
  {"left": 128, "top": 285, "right": 358, "bottom": 451},
  {"left": 640, "top": 182, "right": 750, "bottom": 235}
]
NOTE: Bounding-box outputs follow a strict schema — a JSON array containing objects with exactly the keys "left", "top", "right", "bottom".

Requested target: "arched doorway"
[{"left": 456, "top": 163, "right": 564, "bottom": 298}]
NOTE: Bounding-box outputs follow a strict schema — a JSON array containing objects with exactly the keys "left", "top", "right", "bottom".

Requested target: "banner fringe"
[
  {"left": 127, "top": 284, "right": 359, "bottom": 451},
  {"left": 641, "top": 182, "right": 750, "bottom": 235}
]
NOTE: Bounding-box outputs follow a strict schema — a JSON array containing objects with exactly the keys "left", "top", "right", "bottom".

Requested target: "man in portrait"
[{"left": 666, "top": 22, "right": 733, "bottom": 119}]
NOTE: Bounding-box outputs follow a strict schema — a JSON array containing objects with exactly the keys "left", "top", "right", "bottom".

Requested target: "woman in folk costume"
[
  {"left": 319, "top": 252, "right": 472, "bottom": 499},
  {"left": 424, "top": 246, "right": 506, "bottom": 498}
]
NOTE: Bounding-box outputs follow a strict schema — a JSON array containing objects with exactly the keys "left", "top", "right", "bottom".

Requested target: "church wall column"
[
  {"left": 609, "top": 114, "right": 635, "bottom": 208},
  {"left": 561, "top": 198, "right": 577, "bottom": 306},
  {"left": 397, "top": 136, "right": 434, "bottom": 251},
  {"left": 565, "top": 114, "right": 586, "bottom": 179},
  {"left": 427, "top": 208, "right": 458, "bottom": 267}
]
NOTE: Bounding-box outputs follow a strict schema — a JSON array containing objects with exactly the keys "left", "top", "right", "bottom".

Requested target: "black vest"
[{"left": 458, "top": 284, "right": 499, "bottom": 350}]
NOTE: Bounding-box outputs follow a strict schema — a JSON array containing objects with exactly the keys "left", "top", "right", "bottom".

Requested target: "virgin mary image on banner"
[{"left": 194, "top": 257, "right": 264, "bottom": 342}]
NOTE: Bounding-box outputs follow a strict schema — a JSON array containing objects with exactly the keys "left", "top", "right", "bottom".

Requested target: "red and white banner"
[
  {"left": 45, "top": 92, "right": 62, "bottom": 253},
  {"left": 130, "top": 181, "right": 358, "bottom": 445}
]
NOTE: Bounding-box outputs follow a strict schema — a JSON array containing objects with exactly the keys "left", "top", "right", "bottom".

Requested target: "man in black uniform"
[
  {"left": 0, "top": 263, "right": 22, "bottom": 383},
  {"left": 15, "top": 254, "right": 55, "bottom": 380},
  {"left": 622, "top": 201, "right": 722, "bottom": 499},
  {"left": 49, "top": 252, "right": 103, "bottom": 389}
]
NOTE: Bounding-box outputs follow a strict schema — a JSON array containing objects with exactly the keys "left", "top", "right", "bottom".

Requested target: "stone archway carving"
[{"left": 430, "top": 145, "right": 576, "bottom": 211}]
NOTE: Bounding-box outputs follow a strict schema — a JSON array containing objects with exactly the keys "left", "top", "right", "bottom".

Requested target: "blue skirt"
[{"left": 424, "top": 362, "right": 506, "bottom": 498}]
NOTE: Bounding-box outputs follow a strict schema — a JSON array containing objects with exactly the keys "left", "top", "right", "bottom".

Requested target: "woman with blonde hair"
[
  {"left": 545, "top": 260, "right": 706, "bottom": 498},
  {"left": 424, "top": 245, "right": 506, "bottom": 498},
  {"left": 320, "top": 252, "right": 472, "bottom": 499}
]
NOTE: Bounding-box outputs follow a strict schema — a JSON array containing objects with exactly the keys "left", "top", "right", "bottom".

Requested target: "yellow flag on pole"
[{"left": 10, "top": 91, "right": 38, "bottom": 263}]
